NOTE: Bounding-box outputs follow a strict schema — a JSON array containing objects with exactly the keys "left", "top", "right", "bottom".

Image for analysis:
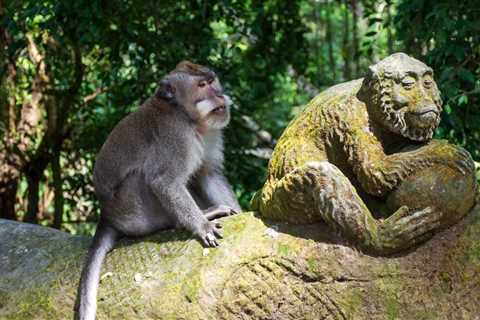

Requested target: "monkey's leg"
[
  {"left": 195, "top": 173, "right": 242, "bottom": 212},
  {"left": 103, "top": 173, "right": 175, "bottom": 236},
  {"left": 255, "top": 161, "right": 443, "bottom": 254}
]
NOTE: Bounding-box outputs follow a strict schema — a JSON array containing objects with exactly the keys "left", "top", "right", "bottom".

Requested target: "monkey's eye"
[
  {"left": 198, "top": 80, "right": 208, "bottom": 88},
  {"left": 207, "top": 77, "right": 215, "bottom": 84},
  {"left": 401, "top": 77, "right": 415, "bottom": 90}
]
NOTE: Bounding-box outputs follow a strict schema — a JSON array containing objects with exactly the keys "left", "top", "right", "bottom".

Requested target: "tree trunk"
[
  {"left": 1, "top": 206, "right": 479, "bottom": 319},
  {"left": 313, "top": 0, "right": 324, "bottom": 81},
  {"left": 24, "top": 157, "right": 48, "bottom": 224},
  {"left": 350, "top": 0, "right": 360, "bottom": 78},
  {"left": 342, "top": 0, "right": 351, "bottom": 80},
  {"left": 52, "top": 148, "right": 64, "bottom": 229},
  {"left": 0, "top": 6, "right": 20, "bottom": 221},
  {"left": 386, "top": 0, "right": 394, "bottom": 54},
  {"left": 24, "top": 174, "right": 40, "bottom": 224},
  {"left": 0, "top": 179, "right": 17, "bottom": 220},
  {"left": 325, "top": 1, "right": 336, "bottom": 82}
]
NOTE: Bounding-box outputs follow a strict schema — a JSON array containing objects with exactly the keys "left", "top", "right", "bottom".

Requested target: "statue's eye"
[
  {"left": 401, "top": 77, "right": 415, "bottom": 90},
  {"left": 423, "top": 77, "right": 433, "bottom": 88}
]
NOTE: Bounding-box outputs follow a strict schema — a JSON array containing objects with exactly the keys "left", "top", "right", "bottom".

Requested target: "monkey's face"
[
  {"left": 190, "top": 74, "right": 232, "bottom": 130},
  {"left": 387, "top": 69, "right": 442, "bottom": 141},
  {"left": 159, "top": 71, "right": 231, "bottom": 130}
]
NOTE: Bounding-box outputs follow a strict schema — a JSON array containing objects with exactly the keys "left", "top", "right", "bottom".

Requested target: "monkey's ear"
[{"left": 156, "top": 79, "right": 176, "bottom": 101}]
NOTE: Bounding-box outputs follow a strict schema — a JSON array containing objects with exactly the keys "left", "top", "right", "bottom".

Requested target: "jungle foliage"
[{"left": 0, "top": 0, "right": 478, "bottom": 234}]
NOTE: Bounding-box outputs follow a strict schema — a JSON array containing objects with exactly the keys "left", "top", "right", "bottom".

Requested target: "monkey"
[{"left": 75, "top": 61, "right": 242, "bottom": 320}]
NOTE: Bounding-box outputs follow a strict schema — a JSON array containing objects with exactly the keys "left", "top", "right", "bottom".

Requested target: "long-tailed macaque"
[{"left": 75, "top": 61, "right": 241, "bottom": 320}]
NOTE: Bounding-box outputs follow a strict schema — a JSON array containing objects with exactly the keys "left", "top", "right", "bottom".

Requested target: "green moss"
[
  {"left": 2, "top": 210, "right": 480, "bottom": 319},
  {"left": 183, "top": 272, "right": 201, "bottom": 303},
  {"left": 277, "top": 243, "right": 289, "bottom": 256},
  {"left": 384, "top": 294, "right": 400, "bottom": 320},
  {"left": 461, "top": 213, "right": 480, "bottom": 264},
  {"left": 9, "top": 289, "right": 56, "bottom": 320},
  {"left": 306, "top": 257, "right": 317, "bottom": 273},
  {"left": 339, "top": 289, "right": 364, "bottom": 318},
  {"left": 377, "top": 264, "right": 402, "bottom": 320}
]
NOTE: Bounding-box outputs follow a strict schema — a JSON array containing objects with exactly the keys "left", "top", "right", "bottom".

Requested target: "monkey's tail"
[{"left": 75, "top": 220, "right": 119, "bottom": 320}]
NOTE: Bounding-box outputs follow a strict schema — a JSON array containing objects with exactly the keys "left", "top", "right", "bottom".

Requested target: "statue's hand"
[{"left": 373, "top": 206, "right": 442, "bottom": 254}]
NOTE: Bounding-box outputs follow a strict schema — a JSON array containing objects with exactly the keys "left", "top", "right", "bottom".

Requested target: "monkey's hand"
[
  {"left": 194, "top": 220, "right": 224, "bottom": 247},
  {"left": 203, "top": 205, "right": 238, "bottom": 221},
  {"left": 373, "top": 206, "right": 442, "bottom": 254}
]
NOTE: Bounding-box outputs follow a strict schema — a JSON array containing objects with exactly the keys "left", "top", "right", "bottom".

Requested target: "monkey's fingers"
[
  {"left": 213, "top": 227, "right": 224, "bottom": 239},
  {"left": 202, "top": 233, "right": 215, "bottom": 247},
  {"left": 205, "top": 233, "right": 219, "bottom": 247}
]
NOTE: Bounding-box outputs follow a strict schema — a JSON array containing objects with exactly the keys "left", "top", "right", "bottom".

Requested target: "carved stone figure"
[{"left": 252, "top": 53, "right": 478, "bottom": 254}]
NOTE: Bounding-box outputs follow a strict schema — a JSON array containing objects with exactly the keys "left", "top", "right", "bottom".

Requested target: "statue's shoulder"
[{"left": 307, "top": 78, "right": 364, "bottom": 112}]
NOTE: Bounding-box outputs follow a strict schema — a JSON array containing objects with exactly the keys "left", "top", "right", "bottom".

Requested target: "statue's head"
[{"left": 360, "top": 53, "right": 442, "bottom": 141}]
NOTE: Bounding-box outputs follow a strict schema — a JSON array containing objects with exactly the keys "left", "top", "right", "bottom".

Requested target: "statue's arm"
[
  {"left": 339, "top": 127, "right": 397, "bottom": 196},
  {"left": 341, "top": 128, "right": 472, "bottom": 197}
]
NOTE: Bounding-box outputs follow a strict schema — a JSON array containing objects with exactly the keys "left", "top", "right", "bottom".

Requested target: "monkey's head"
[
  {"left": 359, "top": 53, "right": 442, "bottom": 141},
  {"left": 157, "top": 61, "right": 232, "bottom": 130}
]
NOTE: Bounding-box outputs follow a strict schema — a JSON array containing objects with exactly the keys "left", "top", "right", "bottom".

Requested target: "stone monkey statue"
[
  {"left": 75, "top": 61, "right": 241, "bottom": 320},
  {"left": 252, "top": 53, "right": 477, "bottom": 254}
]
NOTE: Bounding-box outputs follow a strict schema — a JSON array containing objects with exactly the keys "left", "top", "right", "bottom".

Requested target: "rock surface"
[{"left": 1, "top": 204, "right": 479, "bottom": 319}]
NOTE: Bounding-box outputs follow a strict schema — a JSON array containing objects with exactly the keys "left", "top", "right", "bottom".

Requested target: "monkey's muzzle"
[{"left": 211, "top": 105, "right": 226, "bottom": 114}]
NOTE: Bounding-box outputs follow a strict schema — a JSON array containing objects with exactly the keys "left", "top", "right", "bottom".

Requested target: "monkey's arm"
[
  {"left": 197, "top": 170, "right": 242, "bottom": 212},
  {"left": 150, "top": 176, "right": 223, "bottom": 247},
  {"left": 342, "top": 128, "right": 472, "bottom": 197}
]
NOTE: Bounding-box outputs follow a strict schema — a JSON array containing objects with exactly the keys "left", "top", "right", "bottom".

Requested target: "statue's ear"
[{"left": 156, "top": 78, "right": 176, "bottom": 101}]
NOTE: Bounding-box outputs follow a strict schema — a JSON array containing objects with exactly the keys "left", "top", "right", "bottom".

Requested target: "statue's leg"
[
  {"left": 387, "top": 142, "right": 478, "bottom": 228},
  {"left": 254, "top": 161, "right": 443, "bottom": 254}
]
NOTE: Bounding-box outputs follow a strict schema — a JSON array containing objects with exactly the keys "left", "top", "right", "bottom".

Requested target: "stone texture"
[
  {"left": 252, "top": 53, "right": 477, "bottom": 254},
  {"left": 1, "top": 203, "right": 479, "bottom": 319}
]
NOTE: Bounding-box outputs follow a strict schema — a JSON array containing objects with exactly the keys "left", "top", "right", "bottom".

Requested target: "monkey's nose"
[{"left": 213, "top": 95, "right": 225, "bottom": 105}]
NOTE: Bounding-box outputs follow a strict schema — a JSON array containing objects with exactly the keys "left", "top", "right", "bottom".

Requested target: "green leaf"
[{"left": 458, "top": 95, "right": 468, "bottom": 106}]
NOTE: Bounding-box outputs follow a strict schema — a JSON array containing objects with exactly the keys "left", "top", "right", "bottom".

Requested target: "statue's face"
[
  {"left": 366, "top": 53, "right": 443, "bottom": 142},
  {"left": 390, "top": 67, "right": 442, "bottom": 140}
]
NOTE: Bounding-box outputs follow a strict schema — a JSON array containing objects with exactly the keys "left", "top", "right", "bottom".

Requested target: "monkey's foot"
[
  {"left": 203, "top": 205, "right": 238, "bottom": 221},
  {"left": 194, "top": 220, "right": 224, "bottom": 247}
]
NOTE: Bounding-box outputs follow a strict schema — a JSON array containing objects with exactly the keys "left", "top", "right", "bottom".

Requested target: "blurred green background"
[{"left": 1, "top": 0, "right": 479, "bottom": 235}]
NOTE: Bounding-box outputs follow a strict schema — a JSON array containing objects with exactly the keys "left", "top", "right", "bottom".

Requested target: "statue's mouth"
[{"left": 411, "top": 106, "right": 438, "bottom": 116}]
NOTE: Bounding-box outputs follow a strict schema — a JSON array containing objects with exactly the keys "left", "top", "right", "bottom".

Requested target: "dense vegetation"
[{"left": 1, "top": 0, "right": 479, "bottom": 234}]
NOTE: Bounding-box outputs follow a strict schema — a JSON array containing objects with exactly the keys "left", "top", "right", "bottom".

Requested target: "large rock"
[{"left": 1, "top": 205, "right": 479, "bottom": 319}]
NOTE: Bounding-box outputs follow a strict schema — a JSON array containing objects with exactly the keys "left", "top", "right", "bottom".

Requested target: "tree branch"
[{"left": 82, "top": 86, "right": 110, "bottom": 104}]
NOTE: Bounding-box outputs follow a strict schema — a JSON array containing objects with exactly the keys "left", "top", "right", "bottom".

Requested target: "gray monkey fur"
[{"left": 75, "top": 62, "right": 241, "bottom": 320}]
